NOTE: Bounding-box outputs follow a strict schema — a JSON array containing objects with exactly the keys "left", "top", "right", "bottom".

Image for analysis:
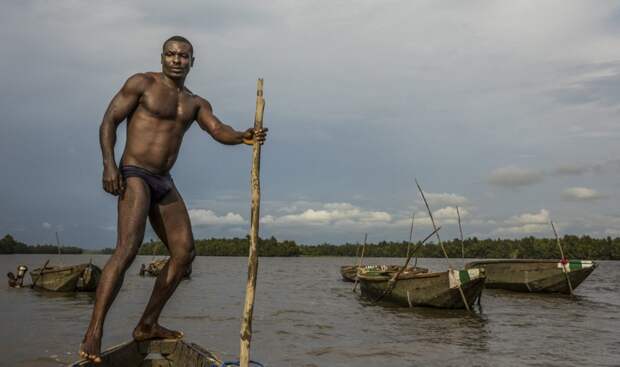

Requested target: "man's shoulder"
[
  {"left": 122, "top": 72, "right": 156, "bottom": 93},
  {"left": 189, "top": 93, "right": 212, "bottom": 111}
]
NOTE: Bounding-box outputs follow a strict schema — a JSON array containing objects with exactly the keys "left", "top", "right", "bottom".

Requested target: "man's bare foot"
[
  {"left": 133, "top": 323, "right": 184, "bottom": 341},
  {"left": 79, "top": 331, "right": 102, "bottom": 363}
]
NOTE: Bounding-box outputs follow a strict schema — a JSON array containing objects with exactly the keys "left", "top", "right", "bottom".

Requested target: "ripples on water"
[{"left": 0, "top": 255, "right": 618, "bottom": 366}]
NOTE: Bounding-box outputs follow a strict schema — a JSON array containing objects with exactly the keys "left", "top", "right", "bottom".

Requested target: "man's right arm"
[{"left": 99, "top": 73, "right": 148, "bottom": 195}]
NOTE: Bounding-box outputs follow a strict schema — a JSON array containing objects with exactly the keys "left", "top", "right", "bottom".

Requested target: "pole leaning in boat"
[
  {"left": 353, "top": 233, "right": 368, "bottom": 292},
  {"left": 416, "top": 179, "right": 471, "bottom": 312},
  {"left": 550, "top": 220, "right": 574, "bottom": 296},
  {"left": 239, "top": 78, "right": 265, "bottom": 367}
]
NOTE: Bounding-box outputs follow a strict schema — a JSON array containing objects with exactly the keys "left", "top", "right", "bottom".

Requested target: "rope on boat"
[{"left": 220, "top": 361, "right": 264, "bottom": 367}]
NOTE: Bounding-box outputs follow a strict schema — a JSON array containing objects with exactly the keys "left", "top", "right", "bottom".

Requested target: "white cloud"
[
  {"left": 261, "top": 202, "right": 392, "bottom": 227},
  {"left": 494, "top": 224, "right": 548, "bottom": 235},
  {"left": 494, "top": 209, "right": 551, "bottom": 235},
  {"left": 561, "top": 187, "right": 604, "bottom": 201},
  {"left": 423, "top": 193, "right": 469, "bottom": 207},
  {"left": 488, "top": 166, "right": 544, "bottom": 187},
  {"left": 506, "top": 209, "right": 550, "bottom": 225},
  {"left": 189, "top": 209, "right": 245, "bottom": 226},
  {"left": 42, "top": 222, "right": 52, "bottom": 229}
]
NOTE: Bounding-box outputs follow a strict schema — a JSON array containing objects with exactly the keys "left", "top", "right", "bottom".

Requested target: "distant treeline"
[
  {"left": 134, "top": 235, "right": 620, "bottom": 260},
  {"left": 137, "top": 236, "right": 301, "bottom": 257},
  {"left": 3, "top": 233, "right": 620, "bottom": 259},
  {"left": 0, "top": 234, "right": 83, "bottom": 254},
  {"left": 301, "top": 235, "right": 620, "bottom": 260}
]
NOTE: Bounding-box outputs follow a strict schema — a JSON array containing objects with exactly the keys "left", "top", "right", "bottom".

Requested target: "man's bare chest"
[{"left": 139, "top": 84, "right": 196, "bottom": 123}]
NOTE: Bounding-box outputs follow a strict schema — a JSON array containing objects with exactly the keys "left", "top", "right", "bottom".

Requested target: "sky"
[{"left": 1, "top": 1, "right": 620, "bottom": 249}]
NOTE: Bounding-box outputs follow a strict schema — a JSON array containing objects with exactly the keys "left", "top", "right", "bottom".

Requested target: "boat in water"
[
  {"left": 357, "top": 267, "right": 486, "bottom": 308},
  {"left": 30, "top": 262, "right": 102, "bottom": 292},
  {"left": 465, "top": 259, "right": 596, "bottom": 294},
  {"left": 139, "top": 258, "right": 191, "bottom": 279},
  {"left": 340, "top": 264, "right": 428, "bottom": 282},
  {"left": 71, "top": 339, "right": 222, "bottom": 367}
]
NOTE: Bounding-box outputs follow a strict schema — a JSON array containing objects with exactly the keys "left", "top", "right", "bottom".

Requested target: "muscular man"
[{"left": 79, "top": 36, "right": 267, "bottom": 362}]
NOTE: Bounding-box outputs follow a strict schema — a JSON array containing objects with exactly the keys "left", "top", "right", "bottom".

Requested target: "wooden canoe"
[
  {"left": 340, "top": 264, "right": 428, "bottom": 282},
  {"left": 70, "top": 339, "right": 222, "bottom": 367},
  {"left": 30, "top": 263, "right": 102, "bottom": 292},
  {"left": 357, "top": 268, "right": 486, "bottom": 308},
  {"left": 465, "top": 259, "right": 596, "bottom": 294},
  {"left": 140, "top": 258, "right": 191, "bottom": 279}
]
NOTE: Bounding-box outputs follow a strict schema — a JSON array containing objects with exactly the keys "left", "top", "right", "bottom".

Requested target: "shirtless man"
[{"left": 79, "top": 36, "right": 267, "bottom": 362}]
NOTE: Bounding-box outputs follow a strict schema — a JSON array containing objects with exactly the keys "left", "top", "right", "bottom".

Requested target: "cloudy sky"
[{"left": 1, "top": 1, "right": 620, "bottom": 248}]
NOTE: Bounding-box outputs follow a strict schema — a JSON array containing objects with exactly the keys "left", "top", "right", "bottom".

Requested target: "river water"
[{"left": 0, "top": 255, "right": 618, "bottom": 367}]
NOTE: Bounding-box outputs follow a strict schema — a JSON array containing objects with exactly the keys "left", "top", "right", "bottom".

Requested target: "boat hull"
[
  {"left": 30, "top": 263, "right": 102, "bottom": 292},
  {"left": 140, "top": 258, "right": 191, "bottom": 279},
  {"left": 358, "top": 269, "right": 485, "bottom": 309},
  {"left": 340, "top": 265, "right": 428, "bottom": 282},
  {"left": 71, "top": 339, "right": 222, "bottom": 367},
  {"left": 465, "top": 259, "right": 596, "bottom": 294}
]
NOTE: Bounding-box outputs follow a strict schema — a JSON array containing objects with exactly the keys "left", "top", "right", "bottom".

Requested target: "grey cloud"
[
  {"left": 488, "top": 166, "right": 544, "bottom": 188},
  {"left": 561, "top": 187, "right": 604, "bottom": 201},
  {"left": 552, "top": 61, "right": 620, "bottom": 107}
]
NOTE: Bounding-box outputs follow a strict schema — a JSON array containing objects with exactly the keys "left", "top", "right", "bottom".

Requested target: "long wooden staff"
[
  {"left": 405, "top": 212, "right": 415, "bottom": 258},
  {"left": 416, "top": 179, "right": 471, "bottom": 312},
  {"left": 550, "top": 221, "right": 574, "bottom": 296},
  {"left": 31, "top": 259, "right": 50, "bottom": 289},
  {"left": 456, "top": 206, "right": 465, "bottom": 268},
  {"left": 372, "top": 226, "right": 441, "bottom": 303},
  {"left": 239, "top": 78, "right": 265, "bottom": 367},
  {"left": 352, "top": 233, "right": 368, "bottom": 292}
]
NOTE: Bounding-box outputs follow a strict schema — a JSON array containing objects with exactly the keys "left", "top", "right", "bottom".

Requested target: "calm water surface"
[{"left": 0, "top": 255, "right": 618, "bottom": 366}]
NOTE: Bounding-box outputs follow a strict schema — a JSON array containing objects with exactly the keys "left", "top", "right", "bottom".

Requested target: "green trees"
[
  {"left": 299, "top": 236, "right": 620, "bottom": 260},
  {"left": 2, "top": 233, "right": 619, "bottom": 259},
  {"left": 0, "top": 234, "right": 83, "bottom": 254}
]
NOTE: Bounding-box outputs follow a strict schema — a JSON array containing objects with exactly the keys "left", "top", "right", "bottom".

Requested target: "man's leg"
[
  {"left": 80, "top": 178, "right": 151, "bottom": 361},
  {"left": 133, "top": 186, "right": 195, "bottom": 340}
]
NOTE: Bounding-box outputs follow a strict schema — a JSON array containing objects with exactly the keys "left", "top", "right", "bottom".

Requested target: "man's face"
[{"left": 161, "top": 41, "right": 194, "bottom": 79}]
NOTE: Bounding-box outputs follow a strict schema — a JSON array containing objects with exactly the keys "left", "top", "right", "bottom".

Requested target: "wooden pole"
[
  {"left": 550, "top": 221, "right": 574, "bottom": 296},
  {"left": 239, "top": 78, "right": 265, "bottom": 367},
  {"left": 352, "top": 233, "right": 367, "bottom": 292},
  {"left": 415, "top": 179, "right": 471, "bottom": 312},
  {"left": 31, "top": 259, "right": 50, "bottom": 289},
  {"left": 456, "top": 206, "right": 465, "bottom": 268},
  {"left": 373, "top": 226, "right": 441, "bottom": 303},
  {"left": 405, "top": 212, "right": 415, "bottom": 259}
]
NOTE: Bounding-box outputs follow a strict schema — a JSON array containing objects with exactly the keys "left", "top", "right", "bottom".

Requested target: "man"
[{"left": 79, "top": 36, "right": 267, "bottom": 362}]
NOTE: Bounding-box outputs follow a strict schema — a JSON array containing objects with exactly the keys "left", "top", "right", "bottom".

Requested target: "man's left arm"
[{"left": 195, "top": 97, "right": 267, "bottom": 145}]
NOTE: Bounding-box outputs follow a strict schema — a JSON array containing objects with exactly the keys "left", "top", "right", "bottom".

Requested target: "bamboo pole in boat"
[
  {"left": 373, "top": 226, "right": 441, "bottom": 303},
  {"left": 405, "top": 212, "right": 415, "bottom": 258},
  {"left": 457, "top": 206, "right": 465, "bottom": 268},
  {"left": 550, "top": 221, "right": 574, "bottom": 296},
  {"left": 31, "top": 259, "right": 50, "bottom": 289},
  {"left": 239, "top": 78, "right": 265, "bottom": 367},
  {"left": 415, "top": 179, "right": 471, "bottom": 312},
  {"left": 353, "top": 233, "right": 368, "bottom": 292}
]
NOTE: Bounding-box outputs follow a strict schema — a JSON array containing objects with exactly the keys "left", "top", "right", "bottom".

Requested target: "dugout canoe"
[
  {"left": 340, "top": 264, "right": 428, "bottom": 282},
  {"left": 357, "top": 268, "right": 486, "bottom": 308},
  {"left": 71, "top": 339, "right": 222, "bottom": 367},
  {"left": 464, "top": 259, "right": 596, "bottom": 294},
  {"left": 140, "top": 258, "right": 192, "bottom": 279},
  {"left": 29, "top": 262, "right": 101, "bottom": 292}
]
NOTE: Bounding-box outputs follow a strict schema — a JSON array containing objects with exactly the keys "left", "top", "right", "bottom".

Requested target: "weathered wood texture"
[
  {"left": 358, "top": 269, "right": 486, "bottom": 309},
  {"left": 465, "top": 259, "right": 596, "bottom": 293},
  {"left": 30, "top": 263, "right": 101, "bottom": 292},
  {"left": 71, "top": 339, "right": 221, "bottom": 367},
  {"left": 240, "top": 78, "right": 265, "bottom": 367}
]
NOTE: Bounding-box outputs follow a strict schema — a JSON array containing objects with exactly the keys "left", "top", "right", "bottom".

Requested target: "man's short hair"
[{"left": 163, "top": 36, "right": 193, "bottom": 55}]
